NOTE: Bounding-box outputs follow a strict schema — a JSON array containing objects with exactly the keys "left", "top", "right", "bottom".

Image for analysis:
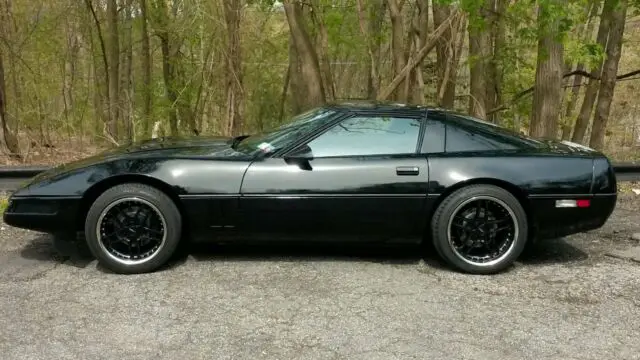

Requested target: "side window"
[
  {"left": 421, "top": 111, "right": 446, "bottom": 153},
  {"left": 446, "top": 116, "right": 519, "bottom": 152},
  {"left": 306, "top": 116, "right": 421, "bottom": 157}
]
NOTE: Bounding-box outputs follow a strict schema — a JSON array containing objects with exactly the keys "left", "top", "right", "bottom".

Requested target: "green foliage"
[
  {"left": 0, "top": 198, "right": 7, "bottom": 215},
  {"left": 0, "top": 0, "right": 635, "bottom": 156},
  {"left": 453, "top": 0, "right": 613, "bottom": 126},
  {"left": 566, "top": 41, "right": 606, "bottom": 69}
]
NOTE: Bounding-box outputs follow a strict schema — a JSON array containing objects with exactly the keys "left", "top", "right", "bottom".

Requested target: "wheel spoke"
[
  {"left": 141, "top": 209, "right": 151, "bottom": 226},
  {"left": 483, "top": 200, "right": 489, "bottom": 218},
  {"left": 455, "top": 242, "right": 473, "bottom": 255},
  {"left": 130, "top": 207, "right": 142, "bottom": 225},
  {"left": 137, "top": 238, "right": 143, "bottom": 257},
  {"left": 110, "top": 216, "right": 123, "bottom": 229},
  {"left": 484, "top": 228, "right": 491, "bottom": 245},
  {"left": 486, "top": 218, "right": 509, "bottom": 225},
  {"left": 495, "top": 225, "right": 512, "bottom": 233},
  {"left": 474, "top": 201, "right": 482, "bottom": 221},
  {"left": 143, "top": 226, "right": 163, "bottom": 237},
  {"left": 454, "top": 220, "right": 472, "bottom": 235},
  {"left": 102, "top": 230, "right": 117, "bottom": 239}
]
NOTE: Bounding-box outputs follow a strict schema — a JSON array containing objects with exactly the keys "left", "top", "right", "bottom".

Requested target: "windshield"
[{"left": 234, "top": 107, "right": 338, "bottom": 155}]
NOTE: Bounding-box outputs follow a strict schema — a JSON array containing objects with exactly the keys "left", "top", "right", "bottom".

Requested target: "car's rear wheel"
[
  {"left": 431, "top": 185, "right": 528, "bottom": 274},
  {"left": 84, "top": 183, "right": 182, "bottom": 274}
]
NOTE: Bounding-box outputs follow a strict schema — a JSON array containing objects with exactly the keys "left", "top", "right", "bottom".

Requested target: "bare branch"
[
  {"left": 377, "top": 9, "right": 459, "bottom": 101},
  {"left": 488, "top": 68, "right": 640, "bottom": 115}
]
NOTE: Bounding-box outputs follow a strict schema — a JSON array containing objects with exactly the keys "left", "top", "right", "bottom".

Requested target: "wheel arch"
[
  {"left": 76, "top": 174, "right": 188, "bottom": 234},
  {"left": 426, "top": 178, "right": 535, "bottom": 240}
]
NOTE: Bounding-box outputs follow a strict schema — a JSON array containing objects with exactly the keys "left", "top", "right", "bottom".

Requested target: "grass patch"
[{"left": 0, "top": 198, "right": 7, "bottom": 215}]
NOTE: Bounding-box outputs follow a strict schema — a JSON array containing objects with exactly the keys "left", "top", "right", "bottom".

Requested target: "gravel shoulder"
[{"left": 0, "top": 194, "right": 638, "bottom": 359}]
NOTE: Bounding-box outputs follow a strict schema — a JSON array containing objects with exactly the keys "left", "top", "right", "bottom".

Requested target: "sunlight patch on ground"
[{"left": 618, "top": 181, "right": 640, "bottom": 195}]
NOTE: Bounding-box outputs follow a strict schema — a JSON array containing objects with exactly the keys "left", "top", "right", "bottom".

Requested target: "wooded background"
[{"left": 0, "top": 0, "right": 639, "bottom": 165}]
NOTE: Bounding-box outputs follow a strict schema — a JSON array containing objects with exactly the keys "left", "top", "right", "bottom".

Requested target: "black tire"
[
  {"left": 84, "top": 183, "right": 182, "bottom": 274},
  {"left": 430, "top": 184, "right": 528, "bottom": 274}
]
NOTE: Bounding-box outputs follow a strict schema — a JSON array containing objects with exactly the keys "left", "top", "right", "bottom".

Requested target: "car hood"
[
  {"left": 24, "top": 135, "right": 243, "bottom": 186},
  {"left": 106, "top": 135, "right": 234, "bottom": 154}
]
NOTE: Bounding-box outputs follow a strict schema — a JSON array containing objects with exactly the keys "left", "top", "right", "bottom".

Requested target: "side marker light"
[{"left": 555, "top": 199, "right": 591, "bottom": 208}]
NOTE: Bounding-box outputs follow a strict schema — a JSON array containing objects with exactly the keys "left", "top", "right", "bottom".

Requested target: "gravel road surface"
[{"left": 0, "top": 195, "right": 639, "bottom": 360}]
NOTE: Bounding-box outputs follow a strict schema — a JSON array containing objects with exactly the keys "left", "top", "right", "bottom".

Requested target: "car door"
[{"left": 238, "top": 112, "right": 430, "bottom": 242}]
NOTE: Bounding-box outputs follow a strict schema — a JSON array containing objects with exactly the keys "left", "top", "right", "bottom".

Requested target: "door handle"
[{"left": 396, "top": 166, "right": 420, "bottom": 176}]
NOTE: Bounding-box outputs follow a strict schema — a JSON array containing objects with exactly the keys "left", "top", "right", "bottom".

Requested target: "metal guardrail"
[
  {"left": 0, "top": 163, "right": 638, "bottom": 191},
  {"left": 0, "top": 165, "right": 51, "bottom": 178},
  {"left": 612, "top": 162, "right": 640, "bottom": 182},
  {"left": 611, "top": 163, "right": 640, "bottom": 173}
]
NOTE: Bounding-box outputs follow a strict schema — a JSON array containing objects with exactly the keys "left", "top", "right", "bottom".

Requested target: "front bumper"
[{"left": 3, "top": 196, "right": 82, "bottom": 234}]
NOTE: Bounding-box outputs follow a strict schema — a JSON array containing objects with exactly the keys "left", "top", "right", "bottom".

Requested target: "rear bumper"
[
  {"left": 2, "top": 196, "right": 81, "bottom": 234},
  {"left": 529, "top": 193, "right": 617, "bottom": 240}
]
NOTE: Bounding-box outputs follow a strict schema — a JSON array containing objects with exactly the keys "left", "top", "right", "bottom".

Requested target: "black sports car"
[{"left": 3, "top": 102, "right": 617, "bottom": 274}]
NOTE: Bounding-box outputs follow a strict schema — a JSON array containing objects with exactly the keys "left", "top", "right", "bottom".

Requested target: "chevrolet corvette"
[{"left": 3, "top": 101, "right": 617, "bottom": 274}]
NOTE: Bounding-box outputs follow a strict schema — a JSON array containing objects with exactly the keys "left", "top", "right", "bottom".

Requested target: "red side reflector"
[{"left": 576, "top": 199, "right": 591, "bottom": 208}]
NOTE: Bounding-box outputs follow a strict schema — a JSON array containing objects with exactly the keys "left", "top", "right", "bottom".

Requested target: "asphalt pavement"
[{"left": 0, "top": 195, "right": 639, "bottom": 360}]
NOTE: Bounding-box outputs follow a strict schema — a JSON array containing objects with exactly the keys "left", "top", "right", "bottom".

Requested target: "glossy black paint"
[
  {"left": 4, "top": 102, "right": 617, "bottom": 245},
  {"left": 238, "top": 156, "right": 430, "bottom": 240}
]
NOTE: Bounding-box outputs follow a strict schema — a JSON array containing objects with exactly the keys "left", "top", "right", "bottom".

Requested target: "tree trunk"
[
  {"left": 159, "top": 31, "right": 178, "bottom": 136},
  {"left": 106, "top": 0, "right": 119, "bottom": 141},
  {"left": 140, "top": 0, "right": 152, "bottom": 139},
  {"left": 154, "top": 0, "right": 191, "bottom": 136},
  {"left": 121, "top": 0, "right": 134, "bottom": 143},
  {"left": 0, "top": 50, "right": 19, "bottom": 155},
  {"left": 433, "top": 3, "right": 458, "bottom": 108},
  {"left": 561, "top": 0, "right": 599, "bottom": 140},
  {"left": 84, "top": 0, "right": 110, "bottom": 131},
  {"left": 387, "top": 0, "right": 408, "bottom": 102},
  {"left": 62, "top": 13, "right": 80, "bottom": 140},
  {"left": 572, "top": 0, "right": 615, "bottom": 144},
  {"left": 310, "top": 2, "right": 335, "bottom": 102},
  {"left": 589, "top": 0, "right": 627, "bottom": 150},
  {"left": 223, "top": 0, "right": 244, "bottom": 136},
  {"left": 410, "top": 0, "right": 429, "bottom": 105},
  {"left": 486, "top": 0, "right": 507, "bottom": 123},
  {"left": 283, "top": 0, "right": 325, "bottom": 112},
  {"left": 288, "top": 33, "right": 304, "bottom": 114},
  {"left": 0, "top": 1, "right": 19, "bottom": 155},
  {"left": 467, "top": 1, "right": 491, "bottom": 119},
  {"left": 530, "top": 2, "right": 564, "bottom": 139},
  {"left": 561, "top": 64, "right": 585, "bottom": 140},
  {"left": 279, "top": 62, "right": 291, "bottom": 121},
  {"left": 356, "top": 0, "right": 385, "bottom": 100}
]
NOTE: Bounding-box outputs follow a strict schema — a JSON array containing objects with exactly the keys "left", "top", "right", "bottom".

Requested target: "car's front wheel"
[
  {"left": 431, "top": 185, "right": 528, "bottom": 274},
  {"left": 84, "top": 183, "right": 182, "bottom": 274}
]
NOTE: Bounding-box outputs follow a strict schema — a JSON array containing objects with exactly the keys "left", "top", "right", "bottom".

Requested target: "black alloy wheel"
[
  {"left": 84, "top": 183, "right": 182, "bottom": 274},
  {"left": 96, "top": 197, "right": 167, "bottom": 265},
  {"left": 431, "top": 185, "right": 528, "bottom": 274}
]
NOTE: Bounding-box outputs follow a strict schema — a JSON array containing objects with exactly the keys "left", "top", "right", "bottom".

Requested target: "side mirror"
[{"left": 284, "top": 144, "right": 313, "bottom": 170}]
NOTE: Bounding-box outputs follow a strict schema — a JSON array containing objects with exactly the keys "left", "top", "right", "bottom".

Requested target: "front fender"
[{"left": 13, "top": 157, "right": 250, "bottom": 198}]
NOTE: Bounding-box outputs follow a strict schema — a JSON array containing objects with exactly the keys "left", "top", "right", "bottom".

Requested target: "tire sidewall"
[
  {"left": 431, "top": 185, "right": 528, "bottom": 274},
  {"left": 84, "top": 183, "right": 182, "bottom": 274}
]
